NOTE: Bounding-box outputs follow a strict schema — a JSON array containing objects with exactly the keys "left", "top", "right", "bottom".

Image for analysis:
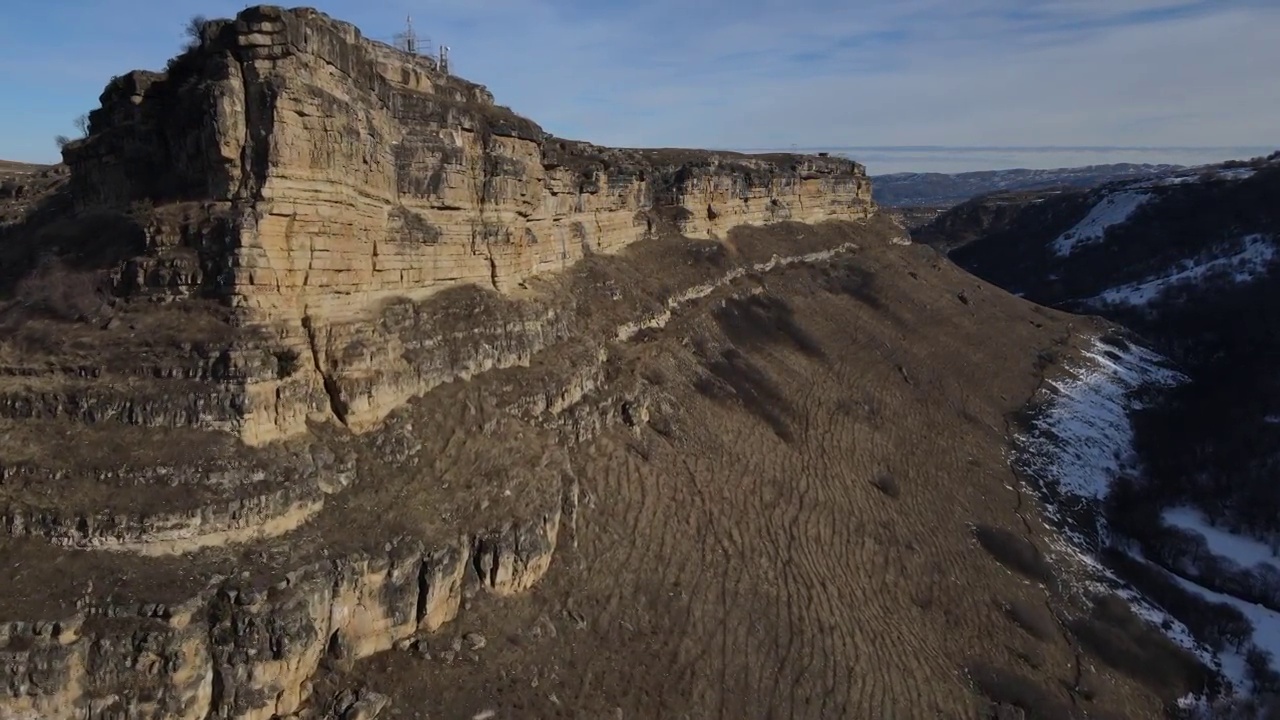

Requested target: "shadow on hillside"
[{"left": 0, "top": 187, "right": 146, "bottom": 327}]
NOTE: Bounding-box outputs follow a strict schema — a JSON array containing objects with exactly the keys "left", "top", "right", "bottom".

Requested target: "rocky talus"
[{"left": 0, "top": 6, "right": 885, "bottom": 719}]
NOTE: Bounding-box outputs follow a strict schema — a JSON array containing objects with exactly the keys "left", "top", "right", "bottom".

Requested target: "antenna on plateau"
[
  {"left": 395, "top": 14, "right": 418, "bottom": 54},
  {"left": 439, "top": 45, "right": 450, "bottom": 74}
]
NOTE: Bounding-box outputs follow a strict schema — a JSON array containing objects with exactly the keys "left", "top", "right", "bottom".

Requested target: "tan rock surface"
[{"left": 47, "top": 5, "right": 871, "bottom": 446}]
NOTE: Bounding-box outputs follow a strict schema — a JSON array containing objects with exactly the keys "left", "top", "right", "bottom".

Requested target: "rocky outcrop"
[
  {"left": 46, "top": 5, "right": 871, "bottom": 445},
  {"left": 0, "top": 379, "right": 578, "bottom": 720},
  {"left": 0, "top": 514, "right": 562, "bottom": 720},
  {"left": 0, "top": 5, "right": 889, "bottom": 718},
  {"left": 0, "top": 218, "right": 902, "bottom": 718}
]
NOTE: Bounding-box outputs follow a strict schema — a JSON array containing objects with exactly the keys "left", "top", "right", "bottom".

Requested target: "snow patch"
[
  {"left": 1013, "top": 339, "right": 1228, "bottom": 671},
  {"left": 1169, "top": 570, "right": 1280, "bottom": 690},
  {"left": 1046, "top": 532, "right": 1215, "bottom": 665},
  {"left": 1016, "top": 338, "right": 1185, "bottom": 545},
  {"left": 1127, "top": 166, "right": 1259, "bottom": 189},
  {"left": 1164, "top": 507, "right": 1280, "bottom": 572},
  {"left": 1014, "top": 334, "right": 1280, "bottom": 696},
  {"left": 1086, "top": 234, "right": 1276, "bottom": 307},
  {"left": 1219, "top": 168, "right": 1259, "bottom": 181},
  {"left": 1051, "top": 191, "right": 1152, "bottom": 256}
]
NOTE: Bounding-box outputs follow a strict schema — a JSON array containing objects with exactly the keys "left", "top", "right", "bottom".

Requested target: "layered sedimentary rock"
[
  {"left": 55, "top": 5, "right": 872, "bottom": 445},
  {"left": 0, "top": 6, "right": 888, "bottom": 719},
  {"left": 0, "top": 218, "right": 914, "bottom": 719}
]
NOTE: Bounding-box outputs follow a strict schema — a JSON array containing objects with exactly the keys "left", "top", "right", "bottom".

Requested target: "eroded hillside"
[
  {"left": 0, "top": 5, "right": 1210, "bottom": 720},
  {"left": 914, "top": 159, "right": 1280, "bottom": 714}
]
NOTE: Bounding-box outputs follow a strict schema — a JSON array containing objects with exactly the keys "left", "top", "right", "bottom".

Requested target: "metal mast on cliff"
[{"left": 395, "top": 15, "right": 431, "bottom": 57}]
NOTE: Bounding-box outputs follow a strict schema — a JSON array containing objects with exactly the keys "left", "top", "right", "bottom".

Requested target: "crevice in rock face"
[
  {"left": 202, "top": 591, "right": 229, "bottom": 720},
  {"left": 413, "top": 558, "right": 431, "bottom": 629},
  {"left": 486, "top": 250, "right": 500, "bottom": 293},
  {"left": 471, "top": 535, "right": 497, "bottom": 589},
  {"left": 234, "top": 61, "right": 274, "bottom": 204},
  {"left": 302, "top": 314, "right": 348, "bottom": 425}
]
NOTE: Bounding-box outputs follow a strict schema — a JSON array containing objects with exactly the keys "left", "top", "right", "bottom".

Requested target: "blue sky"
[{"left": 1, "top": 0, "right": 1277, "bottom": 168}]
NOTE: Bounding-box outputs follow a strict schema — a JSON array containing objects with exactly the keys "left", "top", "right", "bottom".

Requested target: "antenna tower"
[{"left": 394, "top": 14, "right": 418, "bottom": 54}]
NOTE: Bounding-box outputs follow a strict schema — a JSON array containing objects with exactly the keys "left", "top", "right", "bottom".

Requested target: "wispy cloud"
[{"left": 0, "top": 0, "right": 1275, "bottom": 165}]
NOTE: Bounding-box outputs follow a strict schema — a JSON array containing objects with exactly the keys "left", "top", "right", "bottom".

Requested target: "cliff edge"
[{"left": 43, "top": 5, "right": 872, "bottom": 445}]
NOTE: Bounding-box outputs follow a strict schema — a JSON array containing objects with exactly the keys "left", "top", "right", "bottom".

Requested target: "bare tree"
[
  {"left": 55, "top": 113, "right": 90, "bottom": 150},
  {"left": 184, "top": 15, "right": 207, "bottom": 49}
]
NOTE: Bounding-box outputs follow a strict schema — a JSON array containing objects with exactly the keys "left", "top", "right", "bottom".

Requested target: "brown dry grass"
[
  {"left": 0, "top": 218, "right": 1197, "bottom": 718},
  {"left": 305, "top": 221, "right": 1177, "bottom": 719},
  {"left": 0, "top": 160, "right": 51, "bottom": 175}
]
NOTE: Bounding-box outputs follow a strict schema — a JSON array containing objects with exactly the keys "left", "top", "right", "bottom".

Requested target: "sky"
[{"left": 1, "top": 0, "right": 1277, "bottom": 172}]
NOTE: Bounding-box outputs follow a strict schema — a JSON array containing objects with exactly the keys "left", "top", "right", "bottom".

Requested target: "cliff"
[
  {"left": 49, "top": 5, "right": 871, "bottom": 445},
  {"left": 0, "top": 6, "right": 880, "bottom": 718},
  {"left": 1, "top": 6, "right": 1190, "bottom": 720}
]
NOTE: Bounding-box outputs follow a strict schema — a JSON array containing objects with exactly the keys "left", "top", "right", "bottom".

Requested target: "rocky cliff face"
[
  {"left": 0, "top": 7, "right": 885, "bottom": 718},
  {"left": 54, "top": 5, "right": 871, "bottom": 445}
]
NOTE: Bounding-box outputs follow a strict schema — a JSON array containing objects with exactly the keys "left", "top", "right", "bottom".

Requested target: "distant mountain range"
[{"left": 872, "top": 163, "right": 1185, "bottom": 207}]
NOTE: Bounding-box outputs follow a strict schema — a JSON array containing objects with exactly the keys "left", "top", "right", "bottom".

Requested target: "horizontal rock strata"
[
  {"left": 0, "top": 4, "right": 894, "bottom": 718},
  {"left": 44, "top": 4, "right": 873, "bottom": 445},
  {"left": 1, "top": 213, "right": 896, "bottom": 720}
]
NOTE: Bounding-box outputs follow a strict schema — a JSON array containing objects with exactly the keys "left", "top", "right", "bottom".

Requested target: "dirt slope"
[{"left": 297, "top": 221, "right": 1179, "bottom": 720}]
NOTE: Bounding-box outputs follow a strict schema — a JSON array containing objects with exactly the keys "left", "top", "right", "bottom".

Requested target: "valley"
[{"left": 912, "top": 158, "right": 1280, "bottom": 717}]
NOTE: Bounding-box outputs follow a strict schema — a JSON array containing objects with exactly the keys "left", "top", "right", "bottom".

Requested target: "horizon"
[
  {"left": 748, "top": 145, "right": 1278, "bottom": 174},
  {"left": 5, "top": 144, "right": 1275, "bottom": 177},
  {"left": 1, "top": 1, "right": 1277, "bottom": 169}
]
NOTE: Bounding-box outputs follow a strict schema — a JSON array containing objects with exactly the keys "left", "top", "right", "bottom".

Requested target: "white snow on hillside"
[
  {"left": 1016, "top": 338, "right": 1185, "bottom": 543},
  {"left": 1132, "top": 175, "right": 1200, "bottom": 188},
  {"left": 1126, "top": 165, "right": 1262, "bottom": 190},
  {"left": 1016, "top": 334, "right": 1280, "bottom": 697},
  {"left": 1171, "top": 570, "right": 1280, "bottom": 689},
  {"left": 1164, "top": 507, "right": 1280, "bottom": 571},
  {"left": 1086, "top": 234, "right": 1276, "bottom": 307},
  {"left": 1051, "top": 191, "right": 1152, "bottom": 256},
  {"left": 1219, "top": 168, "right": 1260, "bottom": 181},
  {"left": 1012, "top": 339, "right": 1239, "bottom": 676}
]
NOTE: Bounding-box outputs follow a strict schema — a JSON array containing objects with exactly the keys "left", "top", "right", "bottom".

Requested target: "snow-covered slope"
[
  {"left": 1086, "top": 234, "right": 1277, "bottom": 308},
  {"left": 1051, "top": 191, "right": 1153, "bottom": 256},
  {"left": 873, "top": 163, "right": 1182, "bottom": 207},
  {"left": 924, "top": 160, "right": 1280, "bottom": 708},
  {"left": 1016, "top": 338, "right": 1185, "bottom": 546},
  {"left": 1016, "top": 336, "right": 1280, "bottom": 699}
]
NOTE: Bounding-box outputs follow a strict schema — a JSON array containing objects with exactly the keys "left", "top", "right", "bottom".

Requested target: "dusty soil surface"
[{"left": 307, "top": 227, "right": 1174, "bottom": 719}]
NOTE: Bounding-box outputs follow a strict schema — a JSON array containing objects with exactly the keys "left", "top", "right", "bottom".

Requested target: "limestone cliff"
[
  {"left": 55, "top": 5, "right": 872, "bottom": 444},
  {"left": 0, "top": 7, "right": 896, "bottom": 719}
]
